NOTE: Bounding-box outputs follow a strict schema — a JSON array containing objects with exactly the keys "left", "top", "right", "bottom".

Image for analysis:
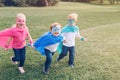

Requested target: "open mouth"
[
  {"left": 54, "top": 32, "right": 60, "bottom": 36},
  {"left": 54, "top": 32, "right": 59, "bottom": 35}
]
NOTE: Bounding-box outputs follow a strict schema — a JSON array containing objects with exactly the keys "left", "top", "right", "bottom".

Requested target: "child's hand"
[
  {"left": 63, "top": 40, "right": 66, "bottom": 43},
  {"left": 5, "top": 48, "right": 8, "bottom": 51},
  {"left": 84, "top": 38, "right": 88, "bottom": 42},
  {"left": 28, "top": 43, "right": 35, "bottom": 49},
  {"left": 80, "top": 37, "right": 88, "bottom": 42},
  {"left": 31, "top": 44, "right": 35, "bottom": 49},
  {"left": 4, "top": 45, "right": 9, "bottom": 51}
]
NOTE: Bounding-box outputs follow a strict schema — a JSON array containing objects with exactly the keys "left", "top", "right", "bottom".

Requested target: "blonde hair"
[
  {"left": 50, "top": 22, "right": 61, "bottom": 30},
  {"left": 16, "top": 13, "right": 26, "bottom": 22},
  {"left": 67, "top": 13, "right": 78, "bottom": 22}
]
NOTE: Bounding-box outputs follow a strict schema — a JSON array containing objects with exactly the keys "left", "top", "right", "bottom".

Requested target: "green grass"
[{"left": 0, "top": 2, "right": 120, "bottom": 80}]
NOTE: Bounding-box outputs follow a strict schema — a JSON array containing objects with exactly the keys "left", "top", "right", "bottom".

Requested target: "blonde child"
[
  {"left": 57, "top": 13, "right": 87, "bottom": 68},
  {"left": 0, "top": 13, "right": 33, "bottom": 73},
  {"left": 33, "top": 23, "right": 64, "bottom": 74}
]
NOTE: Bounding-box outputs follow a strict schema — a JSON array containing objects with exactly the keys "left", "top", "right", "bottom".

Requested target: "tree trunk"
[
  {"left": 48, "top": 0, "right": 52, "bottom": 6},
  {"left": 109, "top": 0, "right": 116, "bottom": 4},
  {"left": 100, "top": 0, "right": 103, "bottom": 4},
  {"left": 116, "top": 0, "right": 119, "bottom": 4},
  {"left": 44, "top": 0, "right": 49, "bottom": 6}
]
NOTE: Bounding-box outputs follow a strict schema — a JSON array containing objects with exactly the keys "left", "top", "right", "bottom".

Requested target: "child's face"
[
  {"left": 16, "top": 18, "right": 25, "bottom": 27},
  {"left": 68, "top": 19, "right": 74, "bottom": 24},
  {"left": 51, "top": 25, "right": 61, "bottom": 36}
]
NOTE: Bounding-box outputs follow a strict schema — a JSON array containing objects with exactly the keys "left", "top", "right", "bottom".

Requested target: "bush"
[
  {"left": 25, "top": 0, "right": 38, "bottom": 6},
  {"left": 0, "top": 0, "right": 4, "bottom": 7},
  {"left": 61, "top": 0, "right": 98, "bottom": 2},
  {"left": 13, "top": 0, "right": 27, "bottom": 7},
  {"left": 0, "top": 3, "right": 4, "bottom": 7},
  {"left": 1, "top": 0, "right": 59, "bottom": 7},
  {"left": 49, "top": 0, "right": 60, "bottom": 6},
  {"left": 2, "top": 0, "right": 26, "bottom": 6},
  {"left": 34, "top": 0, "right": 60, "bottom": 7}
]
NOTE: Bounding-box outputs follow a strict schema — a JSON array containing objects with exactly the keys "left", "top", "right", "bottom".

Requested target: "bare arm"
[
  {"left": 76, "top": 31, "right": 88, "bottom": 41},
  {"left": 26, "top": 27, "right": 33, "bottom": 44},
  {"left": 5, "top": 37, "right": 12, "bottom": 50},
  {"left": 28, "top": 33, "right": 33, "bottom": 44}
]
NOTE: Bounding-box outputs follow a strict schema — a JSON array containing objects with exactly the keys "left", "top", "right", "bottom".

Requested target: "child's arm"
[
  {"left": 26, "top": 27, "right": 33, "bottom": 46},
  {"left": 28, "top": 33, "right": 33, "bottom": 46},
  {"left": 27, "top": 28, "right": 34, "bottom": 47},
  {"left": 5, "top": 37, "right": 12, "bottom": 50},
  {"left": 76, "top": 31, "right": 88, "bottom": 42}
]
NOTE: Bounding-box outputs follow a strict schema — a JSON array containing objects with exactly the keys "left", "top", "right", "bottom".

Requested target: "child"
[
  {"left": 0, "top": 13, "right": 33, "bottom": 73},
  {"left": 57, "top": 13, "right": 87, "bottom": 68},
  {"left": 33, "top": 23, "right": 64, "bottom": 74}
]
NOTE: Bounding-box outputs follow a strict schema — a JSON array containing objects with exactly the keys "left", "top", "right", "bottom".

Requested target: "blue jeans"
[
  {"left": 58, "top": 45, "right": 75, "bottom": 65},
  {"left": 44, "top": 49, "right": 55, "bottom": 72},
  {"left": 12, "top": 47, "right": 26, "bottom": 67}
]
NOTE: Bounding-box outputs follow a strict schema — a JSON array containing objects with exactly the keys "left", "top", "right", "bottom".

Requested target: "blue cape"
[
  {"left": 57, "top": 25, "right": 79, "bottom": 54},
  {"left": 33, "top": 31, "right": 63, "bottom": 56}
]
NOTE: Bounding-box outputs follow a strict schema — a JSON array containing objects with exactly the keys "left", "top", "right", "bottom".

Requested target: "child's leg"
[
  {"left": 18, "top": 47, "right": 26, "bottom": 73},
  {"left": 57, "top": 45, "right": 68, "bottom": 61},
  {"left": 19, "top": 47, "right": 26, "bottom": 67},
  {"left": 44, "top": 49, "right": 54, "bottom": 73},
  {"left": 68, "top": 46, "right": 75, "bottom": 66},
  {"left": 12, "top": 48, "right": 20, "bottom": 62},
  {"left": 12, "top": 48, "right": 25, "bottom": 73}
]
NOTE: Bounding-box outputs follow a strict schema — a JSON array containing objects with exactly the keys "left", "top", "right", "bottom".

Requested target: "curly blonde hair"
[
  {"left": 67, "top": 13, "right": 78, "bottom": 22},
  {"left": 16, "top": 13, "right": 26, "bottom": 22}
]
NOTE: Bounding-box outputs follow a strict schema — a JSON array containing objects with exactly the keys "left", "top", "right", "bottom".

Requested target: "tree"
[
  {"left": 2, "top": 0, "right": 26, "bottom": 6},
  {"left": 44, "top": 0, "right": 49, "bottom": 6},
  {"left": 45, "top": 0, "right": 60, "bottom": 6},
  {"left": 61, "top": 0, "right": 98, "bottom": 2},
  {"left": 116, "top": 0, "right": 120, "bottom": 4},
  {"left": 109, "top": 0, "right": 120, "bottom": 4},
  {"left": 1, "top": 0, "right": 59, "bottom": 7},
  {"left": 100, "top": 0, "right": 103, "bottom": 4},
  {"left": 3, "top": 0, "right": 15, "bottom": 6},
  {"left": 13, "top": 0, "right": 27, "bottom": 6},
  {"left": 0, "top": 0, "right": 4, "bottom": 6}
]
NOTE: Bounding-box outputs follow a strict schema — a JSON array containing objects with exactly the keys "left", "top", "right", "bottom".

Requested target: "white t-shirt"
[
  {"left": 63, "top": 31, "right": 81, "bottom": 47},
  {"left": 45, "top": 43, "right": 59, "bottom": 52}
]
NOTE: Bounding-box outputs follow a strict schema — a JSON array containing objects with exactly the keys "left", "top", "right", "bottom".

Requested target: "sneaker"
[
  {"left": 18, "top": 67, "right": 25, "bottom": 73},
  {"left": 69, "top": 64, "right": 74, "bottom": 68},
  {"left": 11, "top": 56, "right": 18, "bottom": 65},
  {"left": 42, "top": 65, "right": 49, "bottom": 75}
]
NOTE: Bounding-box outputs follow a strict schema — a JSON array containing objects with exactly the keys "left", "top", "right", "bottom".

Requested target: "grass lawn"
[{"left": 0, "top": 2, "right": 120, "bottom": 80}]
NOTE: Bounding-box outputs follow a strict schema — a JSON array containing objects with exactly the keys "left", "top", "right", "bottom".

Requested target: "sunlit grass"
[{"left": 0, "top": 2, "right": 120, "bottom": 80}]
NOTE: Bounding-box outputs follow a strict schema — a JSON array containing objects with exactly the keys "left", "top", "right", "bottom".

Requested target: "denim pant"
[
  {"left": 12, "top": 47, "right": 26, "bottom": 67},
  {"left": 44, "top": 49, "right": 55, "bottom": 72},
  {"left": 58, "top": 45, "right": 75, "bottom": 65}
]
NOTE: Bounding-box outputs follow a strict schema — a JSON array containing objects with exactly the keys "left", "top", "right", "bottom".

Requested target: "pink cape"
[{"left": 0, "top": 28, "right": 13, "bottom": 49}]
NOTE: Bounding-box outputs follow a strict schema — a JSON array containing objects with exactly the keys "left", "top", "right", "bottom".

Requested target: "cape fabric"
[
  {"left": 33, "top": 31, "right": 64, "bottom": 56},
  {"left": 61, "top": 25, "right": 79, "bottom": 33},
  {"left": 0, "top": 28, "right": 14, "bottom": 49},
  {"left": 57, "top": 25, "right": 79, "bottom": 54}
]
